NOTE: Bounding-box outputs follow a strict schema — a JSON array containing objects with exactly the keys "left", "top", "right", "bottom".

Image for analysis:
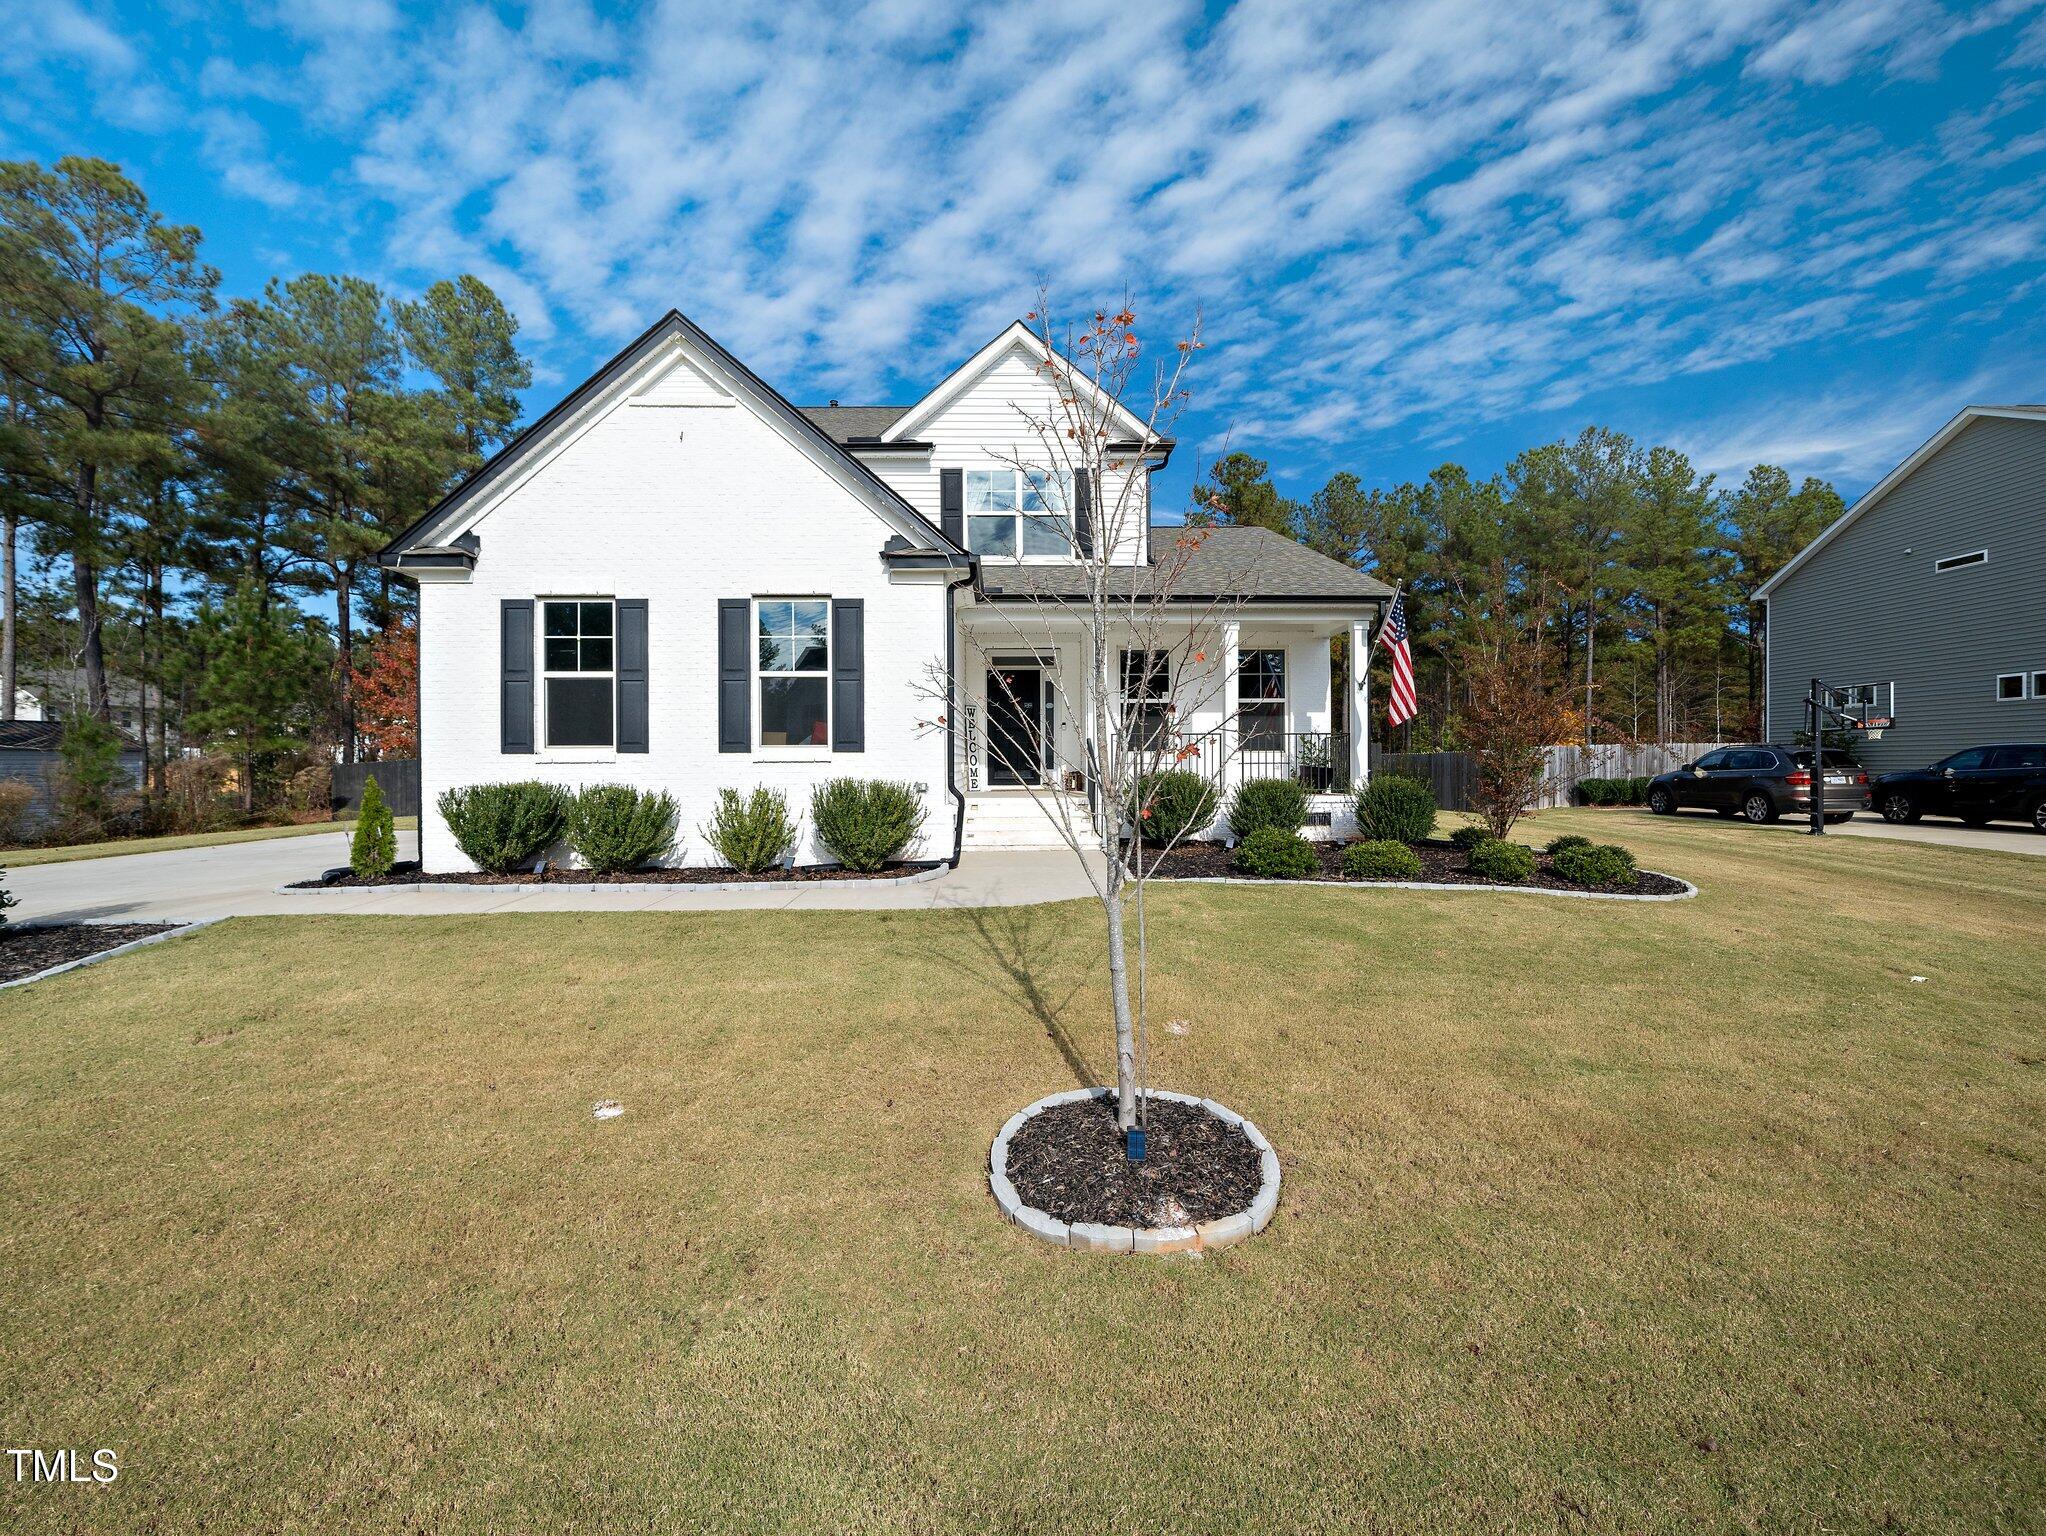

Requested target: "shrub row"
[
  {"left": 436, "top": 778, "right": 924, "bottom": 876},
  {"left": 1577, "top": 775, "right": 1650, "bottom": 806}
]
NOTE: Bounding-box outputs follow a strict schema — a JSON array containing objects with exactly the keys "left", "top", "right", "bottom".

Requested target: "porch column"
[
  {"left": 1220, "top": 619, "right": 1240, "bottom": 789},
  {"left": 1349, "top": 618, "right": 1371, "bottom": 788}
]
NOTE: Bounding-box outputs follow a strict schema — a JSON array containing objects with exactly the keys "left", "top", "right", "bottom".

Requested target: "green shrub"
[
  {"left": 1449, "top": 824, "right": 1495, "bottom": 851},
  {"left": 1552, "top": 841, "right": 1637, "bottom": 887},
  {"left": 1544, "top": 832, "right": 1592, "bottom": 856},
  {"left": 700, "top": 787, "right": 796, "bottom": 873},
  {"left": 0, "top": 868, "right": 15, "bottom": 926},
  {"left": 570, "top": 785, "right": 678, "bottom": 872},
  {"left": 811, "top": 778, "right": 927, "bottom": 872},
  {"left": 349, "top": 774, "right": 397, "bottom": 878},
  {"left": 1232, "top": 827, "right": 1319, "bottom": 879},
  {"left": 438, "top": 781, "right": 571, "bottom": 873},
  {"left": 1342, "top": 839, "right": 1422, "bottom": 880},
  {"left": 1579, "top": 776, "right": 1651, "bottom": 806},
  {"left": 1226, "top": 777, "right": 1308, "bottom": 838},
  {"left": 1131, "top": 770, "right": 1219, "bottom": 844},
  {"left": 1467, "top": 838, "right": 1536, "bottom": 883},
  {"left": 1354, "top": 772, "right": 1436, "bottom": 844}
]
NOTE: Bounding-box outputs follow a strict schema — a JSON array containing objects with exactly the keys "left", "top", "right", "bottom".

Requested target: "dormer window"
[{"left": 967, "top": 469, "right": 1073, "bottom": 558}]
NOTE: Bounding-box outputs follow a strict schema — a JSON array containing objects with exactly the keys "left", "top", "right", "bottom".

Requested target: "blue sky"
[{"left": 3, "top": 0, "right": 2042, "bottom": 516}]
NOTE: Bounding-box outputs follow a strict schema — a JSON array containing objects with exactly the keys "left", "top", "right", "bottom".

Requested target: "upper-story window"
[{"left": 967, "top": 469, "right": 1073, "bottom": 558}]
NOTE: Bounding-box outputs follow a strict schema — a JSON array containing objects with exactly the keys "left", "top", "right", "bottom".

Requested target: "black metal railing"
[{"left": 1142, "top": 726, "right": 1350, "bottom": 794}]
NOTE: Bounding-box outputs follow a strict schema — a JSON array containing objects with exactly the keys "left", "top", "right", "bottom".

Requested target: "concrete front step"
[{"left": 962, "top": 794, "right": 1091, "bottom": 850}]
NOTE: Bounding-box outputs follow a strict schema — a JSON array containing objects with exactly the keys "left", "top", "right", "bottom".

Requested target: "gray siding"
[
  {"left": 1765, "top": 414, "right": 2046, "bottom": 772},
  {"left": 0, "top": 748, "right": 147, "bottom": 833}
]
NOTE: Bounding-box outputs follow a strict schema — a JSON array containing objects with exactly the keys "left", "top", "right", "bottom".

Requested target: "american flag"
[{"left": 1383, "top": 590, "right": 1417, "bottom": 727}]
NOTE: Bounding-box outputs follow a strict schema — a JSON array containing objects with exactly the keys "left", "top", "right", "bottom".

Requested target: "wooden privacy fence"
[
  {"left": 1375, "top": 742, "right": 1725, "bottom": 813},
  {"left": 331, "top": 759, "right": 420, "bottom": 820}
]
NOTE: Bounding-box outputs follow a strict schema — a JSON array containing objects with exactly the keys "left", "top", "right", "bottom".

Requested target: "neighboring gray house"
[
  {"left": 1756, "top": 405, "right": 2046, "bottom": 771},
  {"left": 0, "top": 721, "right": 147, "bottom": 836}
]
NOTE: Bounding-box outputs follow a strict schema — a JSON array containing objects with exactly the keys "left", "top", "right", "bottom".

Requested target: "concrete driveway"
[
  {"left": 6, "top": 826, "right": 1099, "bottom": 923},
  {"left": 1661, "top": 810, "right": 2046, "bottom": 856}
]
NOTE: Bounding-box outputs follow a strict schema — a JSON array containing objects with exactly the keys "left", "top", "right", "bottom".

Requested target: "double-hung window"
[
  {"left": 1236, "top": 649, "right": 1286, "bottom": 751},
  {"left": 966, "top": 469, "right": 1073, "bottom": 557},
  {"left": 1120, "top": 648, "right": 1173, "bottom": 755},
  {"left": 757, "top": 598, "right": 830, "bottom": 747},
  {"left": 542, "top": 599, "right": 614, "bottom": 748}
]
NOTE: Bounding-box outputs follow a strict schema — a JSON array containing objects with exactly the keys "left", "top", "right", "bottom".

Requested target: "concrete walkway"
[{"left": 5, "top": 826, "right": 1100, "bottom": 924}]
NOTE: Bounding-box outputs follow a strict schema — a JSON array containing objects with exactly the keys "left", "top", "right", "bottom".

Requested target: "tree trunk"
[
  {"left": 335, "top": 565, "right": 356, "bottom": 763},
  {"left": 1102, "top": 876, "right": 1138, "bottom": 1131},
  {"left": 1582, "top": 597, "right": 1596, "bottom": 747},
  {"left": 71, "top": 463, "right": 111, "bottom": 721},
  {"left": 2, "top": 511, "right": 15, "bottom": 722}
]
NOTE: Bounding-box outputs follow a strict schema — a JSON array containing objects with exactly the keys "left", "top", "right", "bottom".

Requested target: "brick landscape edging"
[{"left": 989, "top": 1087, "right": 1281, "bottom": 1255}]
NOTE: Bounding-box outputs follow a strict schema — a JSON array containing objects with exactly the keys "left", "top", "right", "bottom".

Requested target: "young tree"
[
  {"left": 187, "top": 580, "right": 325, "bottom": 812},
  {"left": 352, "top": 618, "right": 418, "bottom": 758},
  {"left": 0, "top": 157, "right": 216, "bottom": 722},
  {"left": 1457, "top": 575, "right": 1577, "bottom": 840}
]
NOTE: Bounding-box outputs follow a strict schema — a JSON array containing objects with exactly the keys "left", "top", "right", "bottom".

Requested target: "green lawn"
[
  {"left": 0, "top": 809, "right": 2040, "bottom": 1533},
  {"left": 1, "top": 815, "right": 418, "bottom": 867}
]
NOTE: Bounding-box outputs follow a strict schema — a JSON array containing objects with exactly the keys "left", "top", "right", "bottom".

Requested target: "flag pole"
[{"left": 1363, "top": 582, "right": 1403, "bottom": 663}]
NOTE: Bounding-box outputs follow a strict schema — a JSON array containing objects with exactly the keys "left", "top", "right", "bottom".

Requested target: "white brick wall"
[{"left": 418, "top": 348, "right": 956, "bottom": 873}]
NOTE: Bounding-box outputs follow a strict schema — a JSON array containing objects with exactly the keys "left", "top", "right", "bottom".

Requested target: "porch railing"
[{"left": 1143, "top": 726, "right": 1350, "bottom": 794}]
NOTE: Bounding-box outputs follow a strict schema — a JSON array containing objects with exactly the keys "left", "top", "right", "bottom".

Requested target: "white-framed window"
[
  {"left": 1996, "top": 672, "right": 2028, "bottom": 701},
  {"left": 1935, "top": 549, "right": 1988, "bottom": 572},
  {"left": 1237, "top": 648, "right": 1286, "bottom": 751},
  {"left": 2033, "top": 671, "right": 2046, "bottom": 700},
  {"left": 542, "top": 598, "right": 615, "bottom": 749},
  {"left": 966, "top": 469, "right": 1073, "bottom": 558},
  {"left": 1119, "top": 648, "right": 1172, "bottom": 754},
  {"left": 756, "top": 598, "right": 830, "bottom": 748}
]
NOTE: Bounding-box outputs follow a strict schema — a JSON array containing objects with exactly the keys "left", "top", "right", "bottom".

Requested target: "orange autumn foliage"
[{"left": 353, "top": 622, "right": 419, "bottom": 758}]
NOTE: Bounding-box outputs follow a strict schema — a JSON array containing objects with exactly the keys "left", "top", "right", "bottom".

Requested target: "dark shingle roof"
[
  {"left": 797, "top": 405, "right": 910, "bottom": 441},
  {"left": 0, "top": 720, "right": 142, "bottom": 751},
  {"left": 977, "top": 524, "right": 1393, "bottom": 603}
]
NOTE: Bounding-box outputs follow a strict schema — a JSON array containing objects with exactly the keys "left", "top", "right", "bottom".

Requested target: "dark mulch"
[
  {"left": 1004, "top": 1094, "right": 1265, "bottom": 1228},
  {"left": 0, "top": 923, "right": 178, "bottom": 983},
  {"left": 1144, "top": 837, "right": 1688, "bottom": 896},
  {"left": 297, "top": 860, "right": 942, "bottom": 888}
]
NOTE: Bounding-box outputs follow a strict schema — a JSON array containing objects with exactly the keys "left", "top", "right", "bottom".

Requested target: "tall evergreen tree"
[
  {"left": 1198, "top": 451, "right": 1299, "bottom": 536},
  {"left": 1621, "top": 445, "right": 1725, "bottom": 743},
  {"left": 396, "top": 275, "right": 531, "bottom": 466},
  {"left": 1725, "top": 464, "right": 1844, "bottom": 724}
]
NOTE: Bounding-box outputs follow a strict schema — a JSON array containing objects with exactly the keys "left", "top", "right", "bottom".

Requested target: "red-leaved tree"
[{"left": 351, "top": 620, "right": 417, "bottom": 758}]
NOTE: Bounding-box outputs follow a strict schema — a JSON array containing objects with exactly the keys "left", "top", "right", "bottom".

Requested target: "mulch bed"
[
  {"left": 1004, "top": 1094, "right": 1264, "bottom": 1228},
  {"left": 298, "top": 860, "right": 942, "bottom": 888},
  {"left": 0, "top": 923, "right": 178, "bottom": 983},
  {"left": 1145, "top": 838, "right": 1688, "bottom": 896}
]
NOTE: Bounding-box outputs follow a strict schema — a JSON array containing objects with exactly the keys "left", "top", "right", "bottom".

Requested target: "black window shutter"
[
  {"left": 1073, "top": 470, "right": 1094, "bottom": 556},
  {"left": 939, "top": 468, "right": 964, "bottom": 546},
  {"left": 616, "top": 599, "right": 649, "bottom": 753},
  {"left": 718, "top": 598, "right": 749, "bottom": 752},
  {"left": 501, "top": 599, "right": 534, "bottom": 754},
  {"left": 832, "top": 598, "right": 864, "bottom": 753}
]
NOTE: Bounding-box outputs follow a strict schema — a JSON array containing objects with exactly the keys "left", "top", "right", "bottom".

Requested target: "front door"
[{"left": 986, "top": 666, "right": 1047, "bottom": 786}]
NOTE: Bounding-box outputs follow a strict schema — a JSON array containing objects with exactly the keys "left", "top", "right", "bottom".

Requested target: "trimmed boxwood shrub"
[
  {"left": 1544, "top": 832, "right": 1592, "bottom": 857},
  {"left": 438, "top": 781, "right": 572, "bottom": 874},
  {"left": 700, "top": 787, "right": 796, "bottom": 873},
  {"left": 1449, "top": 824, "right": 1496, "bottom": 852},
  {"left": 1132, "top": 770, "right": 1219, "bottom": 844},
  {"left": 1552, "top": 841, "right": 1637, "bottom": 887},
  {"left": 811, "top": 778, "right": 927, "bottom": 872},
  {"left": 1342, "top": 839, "right": 1422, "bottom": 880},
  {"left": 1232, "top": 828, "right": 1319, "bottom": 879},
  {"left": 1466, "top": 838, "right": 1537, "bottom": 883},
  {"left": 570, "top": 785, "right": 679, "bottom": 872},
  {"left": 1354, "top": 772, "right": 1436, "bottom": 844},
  {"left": 1227, "top": 777, "right": 1308, "bottom": 838},
  {"left": 1579, "top": 776, "right": 1651, "bottom": 806}
]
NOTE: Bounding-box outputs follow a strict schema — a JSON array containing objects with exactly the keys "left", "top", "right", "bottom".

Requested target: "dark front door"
[{"left": 986, "top": 667, "right": 1046, "bottom": 786}]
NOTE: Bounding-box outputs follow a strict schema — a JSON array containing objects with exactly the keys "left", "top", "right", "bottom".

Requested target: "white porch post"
[
  {"left": 1220, "top": 619, "right": 1240, "bottom": 790},
  {"left": 1349, "top": 618, "right": 1371, "bottom": 788}
]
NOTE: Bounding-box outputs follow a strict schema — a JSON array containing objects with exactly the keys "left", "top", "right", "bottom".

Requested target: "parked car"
[
  {"left": 1646, "top": 744, "right": 1870, "bottom": 824},
  {"left": 1872, "top": 745, "right": 2046, "bottom": 832}
]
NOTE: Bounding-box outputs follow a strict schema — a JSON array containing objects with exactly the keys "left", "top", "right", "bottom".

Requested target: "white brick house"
[{"left": 381, "top": 310, "right": 1390, "bottom": 871}]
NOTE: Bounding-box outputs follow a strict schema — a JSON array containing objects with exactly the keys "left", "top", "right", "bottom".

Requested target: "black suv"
[
  {"left": 1872, "top": 745, "right": 2046, "bottom": 833},
  {"left": 1646, "top": 744, "right": 1870, "bottom": 824}
]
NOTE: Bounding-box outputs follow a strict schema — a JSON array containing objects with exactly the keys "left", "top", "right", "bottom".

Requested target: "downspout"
[{"left": 944, "top": 566, "right": 975, "bottom": 867}]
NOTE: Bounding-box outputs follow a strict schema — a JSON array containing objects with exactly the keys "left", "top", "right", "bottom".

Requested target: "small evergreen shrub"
[
  {"left": 0, "top": 868, "right": 15, "bottom": 926},
  {"left": 1545, "top": 832, "right": 1592, "bottom": 856},
  {"left": 1552, "top": 841, "right": 1637, "bottom": 887},
  {"left": 570, "top": 785, "right": 679, "bottom": 872},
  {"left": 1232, "top": 828, "right": 1319, "bottom": 879},
  {"left": 811, "top": 778, "right": 926, "bottom": 871},
  {"left": 1342, "top": 839, "right": 1422, "bottom": 880},
  {"left": 1131, "top": 770, "right": 1219, "bottom": 844},
  {"left": 1466, "top": 838, "right": 1537, "bottom": 883},
  {"left": 438, "top": 781, "right": 571, "bottom": 873},
  {"left": 1449, "top": 824, "right": 1496, "bottom": 851},
  {"left": 1226, "top": 777, "right": 1308, "bottom": 839},
  {"left": 349, "top": 774, "right": 398, "bottom": 878},
  {"left": 1354, "top": 772, "right": 1436, "bottom": 844},
  {"left": 701, "top": 787, "right": 796, "bottom": 873}
]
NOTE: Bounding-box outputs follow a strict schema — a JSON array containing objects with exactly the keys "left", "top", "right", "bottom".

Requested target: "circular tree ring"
[{"left": 989, "top": 1087, "right": 1280, "bottom": 1255}]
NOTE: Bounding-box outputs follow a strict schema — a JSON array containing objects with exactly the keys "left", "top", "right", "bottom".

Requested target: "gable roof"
[
  {"left": 977, "top": 524, "right": 1393, "bottom": 604},
  {"left": 1753, "top": 404, "right": 2046, "bottom": 600},
  {"left": 799, "top": 405, "right": 909, "bottom": 441},
  {"left": 0, "top": 720, "right": 143, "bottom": 752},
  {"left": 881, "top": 320, "right": 1167, "bottom": 450},
  {"left": 381, "top": 312, "right": 964, "bottom": 565}
]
